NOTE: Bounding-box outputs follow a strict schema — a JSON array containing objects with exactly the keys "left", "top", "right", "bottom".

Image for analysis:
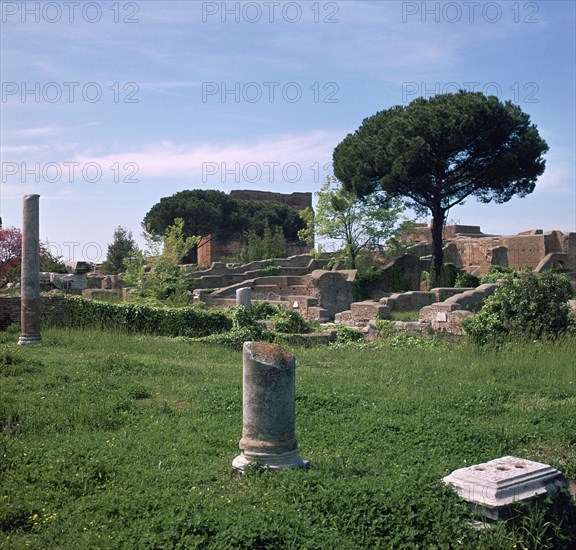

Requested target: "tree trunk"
[
  {"left": 348, "top": 244, "right": 356, "bottom": 269},
  {"left": 431, "top": 208, "right": 446, "bottom": 287}
]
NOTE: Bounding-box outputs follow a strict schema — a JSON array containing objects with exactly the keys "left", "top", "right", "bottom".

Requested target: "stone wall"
[
  {"left": 197, "top": 236, "right": 309, "bottom": 266},
  {"left": 189, "top": 254, "right": 332, "bottom": 290},
  {"left": 199, "top": 269, "right": 355, "bottom": 321},
  {"left": 0, "top": 296, "right": 20, "bottom": 330},
  {"left": 418, "top": 305, "right": 473, "bottom": 335},
  {"left": 408, "top": 226, "right": 575, "bottom": 276},
  {"left": 409, "top": 224, "right": 486, "bottom": 243},
  {"left": 381, "top": 291, "right": 437, "bottom": 312},
  {"left": 0, "top": 295, "right": 68, "bottom": 330},
  {"left": 229, "top": 190, "right": 312, "bottom": 210}
]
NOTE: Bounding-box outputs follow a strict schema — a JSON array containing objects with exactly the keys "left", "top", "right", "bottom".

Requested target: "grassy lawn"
[{"left": 1, "top": 328, "right": 575, "bottom": 548}]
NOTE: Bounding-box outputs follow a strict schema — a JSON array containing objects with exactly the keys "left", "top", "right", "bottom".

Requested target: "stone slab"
[{"left": 443, "top": 456, "right": 569, "bottom": 520}]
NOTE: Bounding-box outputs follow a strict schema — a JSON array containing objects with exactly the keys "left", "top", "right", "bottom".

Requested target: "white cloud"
[{"left": 71, "top": 130, "right": 340, "bottom": 182}]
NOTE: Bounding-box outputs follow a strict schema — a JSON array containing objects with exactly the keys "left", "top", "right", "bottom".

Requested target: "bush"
[
  {"left": 57, "top": 295, "right": 232, "bottom": 338},
  {"left": 259, "top": 265, "right": 281, "bottom": 276},
  {"left": 335, "top": 325, "right": 364, "bottom": 343},
  {"left": 352, "top": 265, "right": 411, "bottom": 301},
  {"left": 268, "top": 307, "right": 310, "bottom": 334},
  {"left": 462, "top": 270, "right": 573, "bottom": 346},
  {"left": 454, "top": 271, "right": 480, "bottom": 288},
  {"left": 251, "top": 300, "right": 278, "bottom": 319},
  {"left": 429, "top": 262, "right": 460, "bottom": 288},
  {"left": 479, "top": 265, "right": 517, "bottom": 284},
  {"left": 375, "top": 319, "right": 395, "bottom": 337}
]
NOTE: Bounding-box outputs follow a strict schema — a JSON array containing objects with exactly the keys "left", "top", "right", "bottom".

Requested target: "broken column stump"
[
  {"left": 18, "top": 194, "right": 41, "bottom": 345},
  {"left": 233, "top": 341, "right": 308, "bottom": 473},
  {"left": 236, "top": 287, "right": 252, "bottom": 309}
]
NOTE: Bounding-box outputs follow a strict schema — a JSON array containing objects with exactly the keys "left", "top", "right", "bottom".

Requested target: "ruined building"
[{"left": 196, "top": 190, "right": 313, "bottom": 265}]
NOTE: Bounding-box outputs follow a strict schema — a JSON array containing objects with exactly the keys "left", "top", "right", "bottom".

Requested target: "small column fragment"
[
  {"left": 236, "top": 287, "right": 252, "bottom": 309},
  {"left": 233, "top": 342, "right": 308, "bottom": 472},
  {"left": 18, "top": 194, "right": 41, "bottom": 345}
]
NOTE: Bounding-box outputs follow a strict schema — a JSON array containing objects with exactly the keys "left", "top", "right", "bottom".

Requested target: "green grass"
[
  {"left": 389, "top": 310, "right": 421, "bottom": 322},
  {"left": 1, "top": 328, "right": 575, "bottom": 548}
]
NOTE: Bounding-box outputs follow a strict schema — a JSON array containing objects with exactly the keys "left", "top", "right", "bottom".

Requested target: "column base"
[
  {"left": 17, "top": 336, "right": 42, "bottom": 345},
  {"left": 233, "top": 449, "right": 309, "bottom": 474}
]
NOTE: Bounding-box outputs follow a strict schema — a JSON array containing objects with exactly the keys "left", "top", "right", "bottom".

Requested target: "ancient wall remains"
[
  {"left": 0, "top": 295, "right": 68, "bottom": 330},
  {"left": 197, "top": 190, "right": 313, "bottom": 265},
  {"left": 407, "top": 225, "right": 575, "bottom": 276}
]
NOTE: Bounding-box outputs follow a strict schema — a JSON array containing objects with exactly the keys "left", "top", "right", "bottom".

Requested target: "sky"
[{"left": 1, "top": 0, "right": 575, "bottom": 263}]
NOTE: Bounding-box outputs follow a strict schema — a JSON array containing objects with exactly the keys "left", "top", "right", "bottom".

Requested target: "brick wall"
[
  {"left": 0, "top": 295, "right": 68, "bottom": 330},
  {"left": 229, "top": 190, "right": 312, "bottom": 211}
]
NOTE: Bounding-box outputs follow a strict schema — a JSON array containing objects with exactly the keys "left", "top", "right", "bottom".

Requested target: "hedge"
[{"left": 54, "top": 295, "right": 232, "bottom": 338}]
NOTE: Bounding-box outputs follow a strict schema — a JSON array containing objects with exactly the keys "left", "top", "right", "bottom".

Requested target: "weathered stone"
[
  {"left": 443, "top": 456, "right": 569, "bottom": 521},
  {"left": 406, "top": 224, "right": 575, "bottom": 275},
  {"left": 101, "top": 275, "right": 123, "bottom": 289},
  {"left": 350, "top": 301, "right": 391, "bottom": 322},
  {"left": 50, "top": 273, "right": 88, "bottom": 292},
  {"left": 81, "top": 289, "right": 121, "bottom": 300},
  {"left": 306, "top": 270, "right": 354, "bottom": 319},
  {"left": 380, "top": 291, "right": 435, "bottom": 312},
  {"left": 19, "top": 195, "right": 41, "bottom": 345},
  {"left": 233, "top": 342, "right": 308, "bottom": 473},
  {"left": 432, "top": 287, "right": 474, "bottom": 302},
  {"left": 65, "top": 261, "right": 92, "bottom": 274},
  {"left": 236, "top": 287, "right": 252, "bottom": 308},
  {"left": 489, "top": 245, "right": 509, "bottom": 267}
]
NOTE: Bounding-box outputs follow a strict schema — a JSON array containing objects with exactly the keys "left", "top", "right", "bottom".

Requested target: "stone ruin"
[
  {"left": 197, "top": 269, "right": 356, "bottom": 322},
  {"left": 407, "top": 224, "right": 576, "bottom": 276},
  {"left": 18, "top": 223, "right": 572, "bottom": 339},
  {"left": 332, "top": 225, "right": 576, "bottom": 337},
  {"left": 197, "top": 190, "right": 313, "bottom": 265}
]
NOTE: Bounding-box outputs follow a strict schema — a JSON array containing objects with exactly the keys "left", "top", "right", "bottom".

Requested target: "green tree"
[
  {"left": 238, "top": 225, "right": 287, "bottom": 263},
  {"left": 237, "top": 200, "right": 305, "bottom": 242},
  {"left": 101, "top": 226, "right": 139, "bottom": 275},
  {"left": 162, "top": 218, "right": 200, "bottom": 265},
  {"left": 122, "top": 219, "right": 198, "bottom": 306},
  {"left": 333, "top": 91, "right": 548, "bottom": 278},
  {"left": 314, "top": 176, "right": 406, "bottom": 268},
  {"left": 143, "top": 190, "right": 306, "bottom": 263}
]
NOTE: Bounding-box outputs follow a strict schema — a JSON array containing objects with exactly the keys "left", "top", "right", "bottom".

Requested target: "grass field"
[{"left": 1, "top": 328, "right": 575, "bottom": 548}]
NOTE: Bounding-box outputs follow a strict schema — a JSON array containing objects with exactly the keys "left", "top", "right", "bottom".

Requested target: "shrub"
[
  {"left": 454, "top": 271, "right": 480, "bottom": 288},
  {"left": 268, "top": 307, "right": 310, "bottom": 334},
  {"left": 57, "top": 295, "right": 231, "bottom": 338},
  {"left": 335, "top": 325, "right": 364, "bottom": 343},
  {"left": 352, "top": 266, "right": 411, "bottom": 301},
  {"left": 430, "top": 262, "right": 460, "bottom": 288},
  {"left": 232, "top": 302, "right": 310, "bottom": 335},
  {"left": 259, "top": 265, "right": 281, "bottom": 276},
  {"left": 375, "top": 319, "right": 395, "bottom": 337},
  {"left": 462, "top": 270, "right": 573, "bottom": 346},
  {"left": 479, "top": 265, "right": 517, "bottom": 284},
  {"left": 251, "top": 300, "right": 278, "bottom": 319}
]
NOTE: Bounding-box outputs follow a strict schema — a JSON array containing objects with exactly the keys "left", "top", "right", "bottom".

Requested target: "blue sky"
[{"left": 1, "top": 0, "right": 574, "bottom": 263}]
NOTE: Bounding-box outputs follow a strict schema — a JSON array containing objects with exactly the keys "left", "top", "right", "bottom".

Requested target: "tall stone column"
[
  {"left": 18, "top": 194, "right": 41, "bottom": 345},
  {"left": 233, "top": 342, "right": 308, "bottom": 473}
]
